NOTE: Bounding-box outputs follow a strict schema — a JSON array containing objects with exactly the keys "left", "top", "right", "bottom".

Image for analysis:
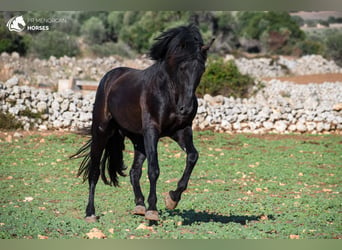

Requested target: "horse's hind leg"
[
  {"left": 85, "top": 130, "right": 108, "bottom": 222},
  {"left": 166, "top": 126, "right": 198, "bottom": 210},
  {"left": 129, "top": 138, "right": 147, "bottom": 216}
]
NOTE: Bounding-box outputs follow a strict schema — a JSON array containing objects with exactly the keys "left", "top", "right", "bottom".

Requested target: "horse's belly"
[
  {"left": 109, "top": 98, "right": 143, "bottom": 134},
  {"left": 113, "top": 108, "right": 142, "bottom": 134}
]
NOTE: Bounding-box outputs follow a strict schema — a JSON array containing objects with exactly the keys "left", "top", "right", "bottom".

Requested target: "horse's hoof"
[
  {"left": 165, "top": 192, "right": 178, "bottom": 210},
  {"left": 145, "top": 210, "right": 159, "bottom": 221},
  {"left": 133, "top": 205, "right": 146, "bottom": 216},
  {"left": 84, "top": 215, "right": 98, "bottom": 223}
]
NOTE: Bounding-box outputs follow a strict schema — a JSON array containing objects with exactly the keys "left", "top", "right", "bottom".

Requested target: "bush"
[
  {"left": 237, "top": 11, "right": 305, "bottom": 55},
  {"left": 298, "top": 40, "right": 325, "bottom": 55},
  {"left": 0, "top": 15, "right": 28, "bottom": 55},
  {"left": 0, "top": 111, "right": 23, "bottom": 130},
  {"left": 291, "top": 15, "right": 305, "bottom": 27},
  {"left": 81, "top": 16, "right": 106, "bottom": 44},
  {"left": 28, "top": 30, "right": 79, "bottom": 59},
  {"left": 325, "top": 31, "right": 342, "bottom": 66},
  {"left": 198, "top": 58, "right": 255, "bottom": 98},
  {"left": 328, "top": 16, "right": 342, "bottom": 24},
  {"left": 107, "top": 11, "right": 125, "bottom": 41},
  {"left": 119, "top": 11, "right": 190, "bottom": 53},
  {"left": 51, "top": 12, "right": 81, "bottom": 36},
  {"left": 89, "top": 41, "right": 136, "bottom": 58}
]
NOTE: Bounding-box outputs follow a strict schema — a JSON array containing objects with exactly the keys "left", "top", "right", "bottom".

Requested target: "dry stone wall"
[
  {"left": 193, "top": 80, "right": 342, "bottom": 134},
  {"left": 1, "top": 53, "right": 341, "bottom": 133},
  {"left": 1, "top": 79, "right": 341, "bottom": 134}
]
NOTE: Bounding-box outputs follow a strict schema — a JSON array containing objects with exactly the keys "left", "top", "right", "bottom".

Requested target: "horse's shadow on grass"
[{"left": 164, "top": 209, "right": 274, "bottom": 226}]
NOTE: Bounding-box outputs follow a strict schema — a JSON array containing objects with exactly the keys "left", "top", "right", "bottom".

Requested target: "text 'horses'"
[{"left": 72, "top": 24, "right": 214, "bottom": 221}]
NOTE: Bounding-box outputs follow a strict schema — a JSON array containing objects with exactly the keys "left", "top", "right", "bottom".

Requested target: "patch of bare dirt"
[
  {"left": 0, "top": 130, "right": 75, "bottom": 142},
  {"left": 290, "top": 11, "right": 342, "bottom": 21},
  {"left": 263, "top": 73, "right": 342, "bottom": 84}
]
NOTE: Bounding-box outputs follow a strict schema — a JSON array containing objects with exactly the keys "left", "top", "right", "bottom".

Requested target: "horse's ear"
[{"left": 201, "top": 38, "right": 215, "bottom": 52}]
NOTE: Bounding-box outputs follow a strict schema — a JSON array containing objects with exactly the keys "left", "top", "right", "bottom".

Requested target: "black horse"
[{"left": 72, "top": 24, "right": 214, "bottom": 221}]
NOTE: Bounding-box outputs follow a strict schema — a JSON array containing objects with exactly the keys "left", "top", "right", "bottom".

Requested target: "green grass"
[{"left": 0, "top": 131, "right": 341, "bottom": 239}]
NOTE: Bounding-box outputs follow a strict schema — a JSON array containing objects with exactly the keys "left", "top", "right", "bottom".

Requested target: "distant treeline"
[{"left": 1, "top": 11, "right": 341, "bottom": 65}]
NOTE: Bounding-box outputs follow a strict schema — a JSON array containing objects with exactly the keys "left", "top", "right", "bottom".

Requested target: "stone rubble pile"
[
  {"left": 279, "top": 55, "right": 342, "bottom": 76},
  {"left": 193, "top": 80, "right": 342, "bottom": 133},
  {"left": 0, "top": 52, "right": 152, "bottom": 87},
  {"left": 234, "top": 57, "right": 286, "bottom": 78},
  {"left": 1, "top": 52, "right": 341, "bottom": 87},
  {"left": 233, "top": 55, "right": 342, "bottom": 79},
  {"left": 0, "top": 80, "right": 95, "bottom": 131}
]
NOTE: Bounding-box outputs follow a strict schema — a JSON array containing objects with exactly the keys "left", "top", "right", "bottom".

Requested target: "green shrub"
[
  {"left": 107, "top": 11, "right": 125, "bottom": 41},
  {"left": 327, "top": 16, "right": 342, "bottom": 24},
  {"left": 80, "top": 16, "right": 106, "bottom": 44},
  {"left": 0, "top": 15, "right": 28, "bottom": 55},
  {"left": 51, "top": 12, "right": 81, "bottom": 36},
  {"left": 291, "top": 15, "right": 305, "bottom": 27},
  {"left": 28, "top": 30, "right": 79, "bottom": 59},
  {"left": 239, "top": 11, "right": 305, "bottom": 39},
  {"left": 89, "top": 41, "right": 136, "bottom": 58},
  {"left": 198, "top": 58, "right": 255, "bottom": 98},
  {"left": 237, "top": 11, "right": 305, "bottom": 55},
  {"left": 0, "top": 111, "right": 23, "bottom": 130},
  {"left": 325, "top": 31, "right": 342, "bottom": 66},
  {"left": 119, "top": 11, "right": 190, "bottom": 53},
  {"left": 298, "top": 40, "right": 325, "bottom": 55},
  {"left": 18, "top": 107, "right": 42, "bottom": 119}
]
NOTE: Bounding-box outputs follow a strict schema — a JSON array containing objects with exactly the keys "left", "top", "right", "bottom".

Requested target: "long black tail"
[
  {"left": 100, "top": 131, "right": 127, "bottom": 186},
  {"left": 70, "top": 138, "right": 92, "bottom": 183},
  {"left": 70, "top": 132, "right": 127, "bottom": 187}
]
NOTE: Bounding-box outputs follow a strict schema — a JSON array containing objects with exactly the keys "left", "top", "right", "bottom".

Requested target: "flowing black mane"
[{"left": 149, "top": 24, "right": 205, "bottom": 62}]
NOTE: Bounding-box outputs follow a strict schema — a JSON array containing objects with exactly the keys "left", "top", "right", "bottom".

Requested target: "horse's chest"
[{"left": 164, "top": 108, "right": 196, "bottom": 131}]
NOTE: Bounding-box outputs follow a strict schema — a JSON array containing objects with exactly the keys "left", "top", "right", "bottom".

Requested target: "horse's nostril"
[{"left": 179, "top": 106, "right": 188, "bottom": 114}]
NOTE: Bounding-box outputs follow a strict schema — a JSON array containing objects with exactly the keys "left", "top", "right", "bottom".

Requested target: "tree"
[
  {"left": 0, "top": 13, "right": 28, "bottom": 55},
  {"left": 107, "top": 11, "right": 125, "bottom": 42},
  {"left": 119, "top": 11, "right": 190, "bottom": 53},
  {"left": 237, "top": 11, "right": 306, "bottom": 54},
  {"left": 81, "top": 16, "right": 106, "bottom": 44},
  {"left": 28, "top": 30, "right": 79, "bottom": 58},
  {"left": 325, "top": 31, "right": 342, "bottom": 66}
]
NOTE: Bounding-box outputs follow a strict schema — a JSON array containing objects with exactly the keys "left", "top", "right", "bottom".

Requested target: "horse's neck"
[
  {"left": 168, "top": 75, "right": 196, "bottom": 111},
  {"left": 153, "top": 62, "right": 196, "bottom": 105}
]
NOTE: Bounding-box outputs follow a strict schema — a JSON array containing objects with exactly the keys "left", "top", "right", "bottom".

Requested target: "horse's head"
[
  {"left": 150, "top": 24, "right": 214, "bottom": 86},
  {"left": 150, "top": 24, "right": 214, "bottom": 62}
]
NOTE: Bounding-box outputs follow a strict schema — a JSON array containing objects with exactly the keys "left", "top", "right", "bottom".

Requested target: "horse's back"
[{"left": 98, "top": 67, "right": 135, "bottom": 92}]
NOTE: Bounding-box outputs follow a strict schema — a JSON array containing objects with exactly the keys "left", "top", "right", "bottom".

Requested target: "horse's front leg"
[
  {"left": 143, "top": 126, "right": 160, "bottom": 221},
  {"left": 166, "top": 126, "right": 198, "bottom": 210}
]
